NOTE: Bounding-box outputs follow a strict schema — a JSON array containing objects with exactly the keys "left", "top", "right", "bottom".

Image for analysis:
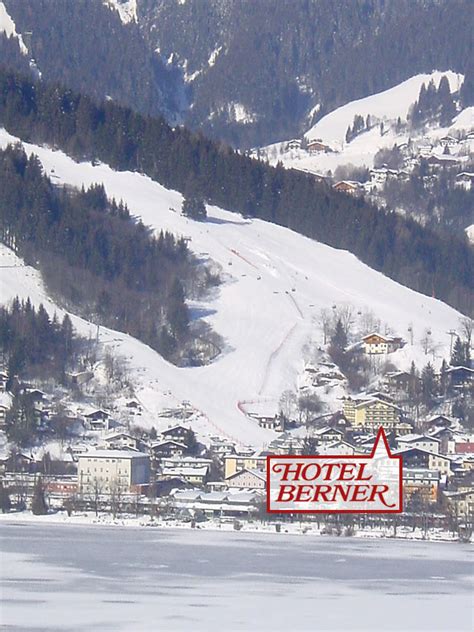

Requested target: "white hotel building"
[{"left": 78, "top": 450, "right": 150, "bottom": 494}]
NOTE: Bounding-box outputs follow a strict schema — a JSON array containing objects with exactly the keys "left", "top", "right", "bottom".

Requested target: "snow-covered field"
[
  {"left": 0, "top": 128, "right": 464, "bottom": 446},
  {"left": 260, "top": 71, "right": 473, "bottom": 175},
  {"left": 1, "top": 521, "right": 472, "bottom": 631}
]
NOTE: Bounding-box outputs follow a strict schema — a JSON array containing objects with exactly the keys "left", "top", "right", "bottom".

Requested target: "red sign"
[{"left": 266, "top": 427, "right": 402, "bottom": 514}]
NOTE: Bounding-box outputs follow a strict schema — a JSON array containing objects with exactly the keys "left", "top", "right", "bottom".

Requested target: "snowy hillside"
[
  {"left": 0, "top": 128, "right": 465, "bottom": 447},
  {"left": 0, "top": 1, "right": 27, "bottom": 54},
  {"left": 306, "top": 71, "right": 463, "bottom": 146},
  {"left": 259, "top": 71, "right": 472, "bottom": 175}
]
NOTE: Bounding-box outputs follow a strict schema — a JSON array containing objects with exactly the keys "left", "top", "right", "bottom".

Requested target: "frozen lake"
[{"left": 0, "top": 522, "right": 472, "bottom": 631}]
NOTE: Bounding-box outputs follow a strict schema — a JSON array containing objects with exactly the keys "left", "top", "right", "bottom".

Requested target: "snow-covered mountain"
[
  {"left": 258, "top": 71, "right": 472, "bottom": 175},
  {"left": 0, "top": 128, "right": 464, "bottom": 448}
]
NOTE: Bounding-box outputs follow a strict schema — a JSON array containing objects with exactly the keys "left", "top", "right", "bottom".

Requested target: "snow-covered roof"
[
  {"left": 79, "top": 449, "right": 148, "bottom": 460},
  {"left": 397, "top": 433, "right": 440, "bottom": 443},
  {"left": 162, "top": 466, "right": 208, "bottom": 477}
]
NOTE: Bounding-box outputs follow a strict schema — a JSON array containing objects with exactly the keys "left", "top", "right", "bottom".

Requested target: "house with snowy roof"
[
  {"left": 361, "top": 332, "right": 404, "bottom": 354},
  {"left": 225, "top": 468, "right": 266, "bottom": 490}
]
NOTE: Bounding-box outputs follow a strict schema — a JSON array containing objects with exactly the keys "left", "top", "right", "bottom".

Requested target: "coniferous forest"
[
  {"left": 0, "top": 144, "right": 207, "bottom": 363},
  {"left": 0, "top": 68, "right": 472, "bottom": 316}
]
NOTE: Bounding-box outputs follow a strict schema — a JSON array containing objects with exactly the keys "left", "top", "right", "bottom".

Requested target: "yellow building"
[
  {"left": 343, "top": 396, "right": 403, "bottom": 431},
  {"left": 224, "top": 454, "right": 267, "bottom": 479}
]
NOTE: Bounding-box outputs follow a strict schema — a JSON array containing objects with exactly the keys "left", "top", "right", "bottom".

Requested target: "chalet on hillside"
[
  {"left": 362, "top": 333, "right": 403, "bottom": 355},
  {"left": 103, "top": 432, "right": 143, "bottom": 451},
  {"left": 445, "top": 366, "right": 474, "bottom": 388},
  {"left": 151, "top": 440, "right": 187, "bottom": 459},
  {"left": 84, "top": 409, "right": 110, "bottom": 432},
  {"left": 385, "top": 370, "right": 412, "bottom": 392},
  {"left": 332, "top": 180, "right": 360, "bottom": 195},
  {"left": 313, "top": 426, "right": 344, "bottom": 444},
  {"left": 161, "top": 424, "right": 194, "bottom": 446},
  {"left": 307, "top": 139, "right": 332, "bottom": 153}
]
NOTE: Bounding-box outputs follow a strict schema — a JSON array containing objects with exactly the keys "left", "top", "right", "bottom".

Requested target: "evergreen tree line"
[
  {"left": 409, "top": 76, "right": 458, "bottom": 129},
  {"left": 0, "top": 144, "right": 199, "bottom": 362},
  {"left": 0, "top": 297, "right": 77, "bottom": 382},
  {"left": 381, "top": 159, "right": 474, "bottom": 239},
  {"left": 0, "top": 68, "right": 472, "bottom": 315}
]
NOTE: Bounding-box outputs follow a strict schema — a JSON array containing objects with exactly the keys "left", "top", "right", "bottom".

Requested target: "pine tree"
[
  {"left": 451, "top": 336, "right": 466, "bottom": 366},
  {"left": 0, "top": 481, "right": 11, "bottom": 513},
  {"left": 421, "top": 362, "right": 437, "bottom": 407},
  {"left": 439, "top": 359, "right": 449, "bottom": 396},
  {"left": 331, "top": 318, "right": 347, "bottom": 351},
  {"left": 182, "top": 196, "right": 207, "bottom": 221},
  {"left": 31, "top": 476, "right": 48, "bottom": 515}
]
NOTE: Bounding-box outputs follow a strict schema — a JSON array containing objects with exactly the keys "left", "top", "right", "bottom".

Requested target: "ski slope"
[{"left": 0, "top": 128, "right": 465, "bottom": 446}]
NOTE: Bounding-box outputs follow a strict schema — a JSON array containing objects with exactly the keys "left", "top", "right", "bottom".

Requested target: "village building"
[
  {"left": 396, "top": 447, "right": 452, "bottom": 478},
  {"left": 313, "top": 426, "right": 344, "bottom": 444},
  {"left": 83, "top": 409, "right": 110, "bottom": 432},
  {"left": 445, "top": 366, "right": 474, "bottom": 388},
  {"left": 307, "top": 139, "right": 332, "bottom": 153},
  {"left": 439, "top": 135, "right": 458, "bottom": 148},
  {"left": 161, "top": 456, "right": 212, "bottom": 470},
  {"left": 77, "top": 450, "right": 150, "bottom": 494},
  {"left": 160, "top": 465, "right": 209, "bottom": 486},
  {"left": 455, "top": 172, "right": 474, "bottom": 188},
  {"left": 224, "top": 453, "right": 267, "bottom": 479},
  {"left": 342, "top": 395, "right": 405, "bottom": 432},
  {"left": 362, "top": 332, "right": 404, "bottom": 354},
  {"left": 44, "top": 476, "right": 78, "bottom": 498},
  {"left": 384, "top": 370, "right": 412, "bottom": 392},
  {"left": 454, "top": 442, "right": 474, "bottom": 456},
  {"left": 225, "top": 468, "right": 266, "bottom": 490},
  {"left": 267, "top": 434, "right": 305, "bottom": 455},
  {"left": 445, "top": 489, "right": 474, "bottom": 520},
  {"left": 150, "top": 440, "right": 187, "bottom": 459},
  {"left": 161, "top": 424, "right": 194, "bottom": 446},
  {"left": 396, "top": 434, "right": 440, "bottom": 454},
  {"left": 250, "top": 413, "right": 284, "bottom": 431},
  {"left": 286, "top": 139, "right": 301, "bottom": 150},
  {"left": 171, "top": 489, "right": 263, "bottom": 518},
  {"left": 403, "top": 469, "right": 440, "bottom": 503},
  {"left": 103, "top": 432, "right": 144, "bottom": 452},
  {"left": 209, "top": 437, "right": 236, "bottom": 458},
  {"left": 66, "top": 370, "right": 94, "bottom": 387},
  {"left": 332, "top": 180, "right": 360, "bottom": 195},
  {"left": 318, "top": 440, "right": 357, "bottom": 455}
]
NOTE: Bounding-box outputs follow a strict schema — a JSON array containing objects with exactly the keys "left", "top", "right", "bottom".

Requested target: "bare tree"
[
  {"left": 109, "top": 479, "right": 124, "bottom": 519},
  {"left": 333, "top": 305, "right": 354, "bottom": 338},
  {"left": 358, "top": 308, "right": 381, "bottom": 336},
  {"left": 279, "top": 389, "right": 298, "bottom": 422},
  {"left": 460, "top": 316, "right": 473, "bottom": 351},
  {"left": 298, "top": 393, "right": 322, "bottom": 427},
  {"left": 90, "top": 477, "right": 104, "bottom": 517},
  {"left": 420, "top": 329, "right": 432, "bottom": 355},
  {"left": 319, "top": 308, "right": 332, "bottom": 345}
]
